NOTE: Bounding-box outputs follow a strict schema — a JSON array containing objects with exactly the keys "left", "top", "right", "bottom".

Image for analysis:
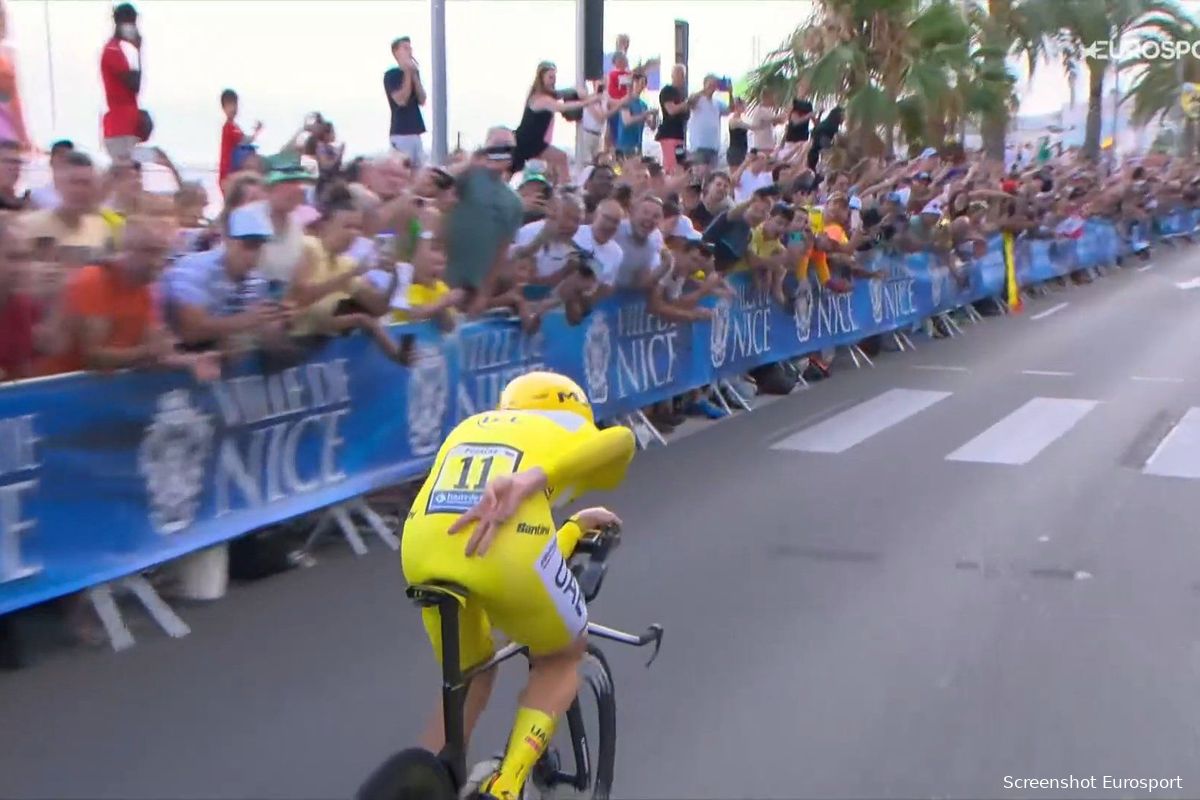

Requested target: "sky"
[{"left": 6, "top": 0, "right": 1197, "bottom": 172}]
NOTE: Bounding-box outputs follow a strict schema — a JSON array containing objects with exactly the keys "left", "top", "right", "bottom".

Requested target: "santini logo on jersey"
[{"left": 517, "top": 521, "right": 552, "bottom": 536}]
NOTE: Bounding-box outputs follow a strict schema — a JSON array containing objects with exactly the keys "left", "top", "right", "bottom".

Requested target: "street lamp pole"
[{"left": 431, "top": 0, "right": 448, "bottom": 164}]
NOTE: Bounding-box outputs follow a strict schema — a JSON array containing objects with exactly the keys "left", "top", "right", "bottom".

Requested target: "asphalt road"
[{"left": 6, "top": 251, "right": 1200, "bottom": 800}]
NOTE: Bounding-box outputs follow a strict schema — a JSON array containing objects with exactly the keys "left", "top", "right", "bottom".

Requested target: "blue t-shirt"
[{"left": 617, "top": 98, "right": 647, "bottom": 152}]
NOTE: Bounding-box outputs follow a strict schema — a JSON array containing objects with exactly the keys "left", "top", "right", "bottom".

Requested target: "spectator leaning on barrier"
[
  {"left": 510, "top": 190, "right": 584, "bottom": 287},
  {"left": 385, "top": 36, "right": 427, "bottom": 167},
  {"left": 556, "top": 196, "right": 624, "bottom": 324},
  {"left": 0, "top": 137, "right": 26, "bottom": 210},
  {"left": 24, "top": 151, "right": 112, "bottom": 269},
  {"left": 648, "top": 231, "right": 720, "bottom": 322},
  {"left": 38, "top": 216, "right": 217, "bottom": 380},
  {"left": 289, "top": 193, "right": 412, "bottom": 364},
  {"left": 100, "top": 3, "right": 145, "bottom": 162},
  {"left": 612, "top": 194, "right": 664, "bottom": 290},
  {"left": 702, "top": 186, "right": 774, "bottom": 274},
  {"left": 444, "top": 126, "right": 523, "bottom": 315},
  {"left": 390, "top": 231, "right": 462, "bottom": 329},
  {"left": 166, "top": 202, "right": 289, "bottom": 354}
]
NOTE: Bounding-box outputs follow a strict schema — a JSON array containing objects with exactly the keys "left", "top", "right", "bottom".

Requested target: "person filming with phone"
[
  {"left": 687, "top": 74, "right": 731, "bottom": 169},
  {"left": 385, "top": 36, "right": 428, "bottom": 168}
]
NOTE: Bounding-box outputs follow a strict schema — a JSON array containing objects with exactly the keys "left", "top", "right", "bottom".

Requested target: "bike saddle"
[{"left": 406, "top": 581, "right": 470, "bottom": 608}]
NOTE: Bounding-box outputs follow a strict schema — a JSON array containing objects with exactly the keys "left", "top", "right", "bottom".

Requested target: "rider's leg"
[
  {"left": 417, "top": 599, "right": 497, "bottom": 753},
  {"left": 418, "top": 662, "right": 498, "bottom": 752},
  {"left": 485, "top": 634, "right": 586, "bottom": 798}
]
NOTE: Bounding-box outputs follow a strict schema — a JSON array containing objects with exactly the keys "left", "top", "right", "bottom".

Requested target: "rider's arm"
[
  {"left": 556, "top": 517, "right": 587, "bottom": 558},
  {"left": 545, "top": 425, "right": 637, "bottom": 498}
]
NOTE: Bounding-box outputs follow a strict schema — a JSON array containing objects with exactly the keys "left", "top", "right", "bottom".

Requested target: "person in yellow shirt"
[
  {"left": 288, "top": 197, "right": 411, "bottom": 363},
  {"left": 390, "top": 232, "right": 463, "bottom": 330},
  {"left": 403, "top": 372, "right": 635, "bottom": 800},
  {"left": 735, "top": 202, "right": 793, "bottom": 304}
]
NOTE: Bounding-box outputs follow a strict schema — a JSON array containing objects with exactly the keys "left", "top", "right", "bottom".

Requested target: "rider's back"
[{"left": 403, "top": 409, "right": 629, "bottom": 591}]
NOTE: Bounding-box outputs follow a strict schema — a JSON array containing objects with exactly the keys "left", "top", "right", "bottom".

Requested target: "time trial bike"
[{"left": 358, "top": 523, "right": 663, "bottom": 800}]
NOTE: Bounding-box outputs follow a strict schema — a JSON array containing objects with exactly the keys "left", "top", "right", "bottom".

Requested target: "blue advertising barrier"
[{"left": 0, "top": 217, "right": 1187, "bottom": 614}]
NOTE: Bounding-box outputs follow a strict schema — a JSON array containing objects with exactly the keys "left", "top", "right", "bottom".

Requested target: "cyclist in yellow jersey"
[{"left": 402, "top": 371, "right": 636, "bottom": 800}]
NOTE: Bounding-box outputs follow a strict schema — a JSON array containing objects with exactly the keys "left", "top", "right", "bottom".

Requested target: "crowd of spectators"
[{"left": 2, "top": 4, "right": 1197, "bottom": 666}]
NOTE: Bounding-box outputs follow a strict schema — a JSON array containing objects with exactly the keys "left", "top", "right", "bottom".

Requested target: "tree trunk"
[
  {"left": 1083, "top": 62, "right": 1105, "bottom": 161},
  {"left": 982, "top": 0, "right": 1012, "bottom": 161},
  {"left": 982, "top": 111, "right": 1007, "bottom": 161}
]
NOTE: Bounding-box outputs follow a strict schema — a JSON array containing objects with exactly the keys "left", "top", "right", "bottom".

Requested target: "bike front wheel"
[{"left": 533, "top": 644, "right": 616, "bottom": 800}]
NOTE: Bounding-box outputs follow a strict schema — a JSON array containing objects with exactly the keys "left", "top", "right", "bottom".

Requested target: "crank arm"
[{"left": 586, "top": 622, "right": 664, "bottom": 667}]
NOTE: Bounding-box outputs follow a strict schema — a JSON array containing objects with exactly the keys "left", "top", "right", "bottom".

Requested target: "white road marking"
[
  {"left": 772, "top": 388, "right": 952, "bottom": 454},
  {"left": 1144, "top": 408, "right": 1200, "bottom": 479},
  {"left": 1176, "top": 277, "right": 1200, "bottom": 290},
  {"left": 1131, "top": 376, "right": 1185, "bottom": 384},
  {"left": 1030, "top": 302, "right": 1069, "bottom": 320},
  {"left": 1021, "top": 370, "right": 1074, "bottom": 377},
  {"left": 1137, "top": 264, "right": 1154, "bottom": 272},
  {"left": 911, "top": 365, "right": 970, "bottom": 372},
  {"left": 945, "top": 397, "right": 1099, "bottom": 465}
]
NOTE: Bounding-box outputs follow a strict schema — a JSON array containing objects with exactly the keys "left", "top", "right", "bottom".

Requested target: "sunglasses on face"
[{"left": 483, "top": 145, "right": 515, "bottom": 162}]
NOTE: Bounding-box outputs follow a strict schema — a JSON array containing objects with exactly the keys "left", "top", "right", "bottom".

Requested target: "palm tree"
[
  {"left": 747, "top": 0, "right": 1013, "bottom": 156},
  {"left": 1123, "top": 22, "right": 1200, "bottom": 155},
  {"left": 968, "top": 0, "right": 1061, "bottom": 161},
  {"left": 1023, "top": 0, "right": 1191, "bottom": 160}
]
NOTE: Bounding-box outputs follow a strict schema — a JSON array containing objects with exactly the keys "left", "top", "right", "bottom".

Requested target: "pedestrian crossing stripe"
[
  {"left": 945, "top": 398, "right": 1098, "bottom": 465},
  {"left": 771, "top": 389, "right": 952, "bottom": 454},
  {"left": 1143, "top": 408, "right": 1200, "bottom": 479},
  {"left": 772, "top": 390, "right": 1200, "bottom": 479}
]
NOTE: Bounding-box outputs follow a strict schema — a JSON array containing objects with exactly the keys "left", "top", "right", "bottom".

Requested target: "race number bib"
[{"left": 425, "top": 443, "right": 524, "bottom": 514}]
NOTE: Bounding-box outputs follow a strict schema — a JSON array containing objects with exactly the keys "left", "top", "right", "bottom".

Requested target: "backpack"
[{"left": 750, "top": 361, "right": 798, "bottom": 395}]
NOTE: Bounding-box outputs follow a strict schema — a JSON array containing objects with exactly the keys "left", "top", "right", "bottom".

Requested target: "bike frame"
[{"left": 433, "top": 595, "right": 662, "bottom": 790}]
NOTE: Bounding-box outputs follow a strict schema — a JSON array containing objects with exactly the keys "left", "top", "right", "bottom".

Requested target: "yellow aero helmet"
[{"left": 499, "top": 371, "right": 595, "bottom": 426}]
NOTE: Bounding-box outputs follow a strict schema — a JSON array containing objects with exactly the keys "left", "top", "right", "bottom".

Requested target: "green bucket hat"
[{"left": 265, "top": 152, "right": 318, "bottom": 186}]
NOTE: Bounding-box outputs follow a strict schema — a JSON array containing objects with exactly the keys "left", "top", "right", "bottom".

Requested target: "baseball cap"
[
  {"left": 916, "top": 170, "right": 933, "bottom": 182},
  {"left": 848, "top": 196, "right": 862, "bottom": 211},
  {"left": 919, "top": 147, "right": 938, "bottom": 160},
  {"left": 265, "top": 152, "right": 318, "bottom": 186},
  {"left": 668, "top": 215, "right": 702, "bottom": 241},
  {"left": 227, "top": 201, "right": 274, "bottom": 240}
]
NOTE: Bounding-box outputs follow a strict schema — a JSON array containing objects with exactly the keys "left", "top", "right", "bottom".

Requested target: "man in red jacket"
[{"left": 100, "top": 3, "right": 144, "bottom": 160}]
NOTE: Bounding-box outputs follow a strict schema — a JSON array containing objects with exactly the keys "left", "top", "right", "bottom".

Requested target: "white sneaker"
[{"left": 461, "top": 758, "right": 500, "bottom": 800}]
